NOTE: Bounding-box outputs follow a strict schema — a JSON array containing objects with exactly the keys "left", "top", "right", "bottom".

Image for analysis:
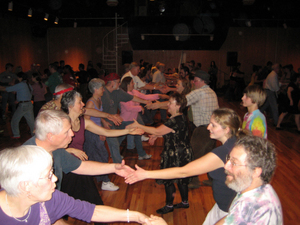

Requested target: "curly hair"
[
  {"left": 170, "top": 92, "right": 187, "bottom": 113},
  {"left": 234, "top": 135, "right": 277, "bottom": 184}
]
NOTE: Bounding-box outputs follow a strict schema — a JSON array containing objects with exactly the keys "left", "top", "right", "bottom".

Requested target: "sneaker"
[
  {"left": 101, "top": 181, "right": 119, "bottom": 191},
  {"left": 138, "top": 154, "right": 152, "bottom": 160},
  {"left": 173, "top": 202, "right": 189, "bottom": 209},
  {"left": 156, "top": 205, "right": 174, "bottom": 214},
  {"left": 141, "top": 135, "right": 149, "bottom": 142}
]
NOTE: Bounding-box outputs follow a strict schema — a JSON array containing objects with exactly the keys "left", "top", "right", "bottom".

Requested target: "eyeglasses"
[
  {"left": 39, "top": 168, "right": 54, "bottom": 180},
  {"left": 226, "top": 155, "right": 247, "bottom": 167}
]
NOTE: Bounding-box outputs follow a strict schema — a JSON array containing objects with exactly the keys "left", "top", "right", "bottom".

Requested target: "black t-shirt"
[{"left": 209, "top": 137, "right": 237, "bottom": 212}]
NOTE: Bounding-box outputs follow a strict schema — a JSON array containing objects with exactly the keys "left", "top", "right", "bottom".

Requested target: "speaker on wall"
[
  {"left": 122, "top": 51, "right": 133, "bottom": 65},
  {"left": 226, "top": 52, "right": 238, "bottom": 67}
]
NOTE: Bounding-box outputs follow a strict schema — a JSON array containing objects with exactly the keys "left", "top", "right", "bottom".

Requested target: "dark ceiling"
[{"left": 1, "top": 0, "right": 300, "bottom": 28}]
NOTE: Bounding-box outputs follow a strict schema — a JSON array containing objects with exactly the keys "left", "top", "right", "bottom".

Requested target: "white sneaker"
[
  {"left": 141, "top": 135, "right": 149, "bottom": 141},
  {"left": 138, "top": 154, "right": 152, "bottom": 160},
  {"left": 101, "top": 182, "right": 119, "bottom": 191}
]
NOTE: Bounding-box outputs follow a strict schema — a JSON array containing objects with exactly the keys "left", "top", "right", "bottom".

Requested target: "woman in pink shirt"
[{"left": 119, "top": 77, "right": 168, "bottom": 160}]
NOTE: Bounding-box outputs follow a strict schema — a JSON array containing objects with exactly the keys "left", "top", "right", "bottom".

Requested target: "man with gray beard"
[{"left": 215, "top": 136, "right": 282, "bottom": 225}]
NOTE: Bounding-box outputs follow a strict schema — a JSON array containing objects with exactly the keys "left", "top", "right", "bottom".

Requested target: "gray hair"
[
  {"left": 235, "top": 135, "right": 277, "bottom": 184},
  {"left": 54, "top": 83, "right": 74, "bottom": 100},
  {"left": 35, "top": 110, "right": 71, "bottom": 140},
  {"left": 88, "top": 78, "right": 105, "bottom": 93},
  {"left": 129, "top": 62, "right": 139, "bottom": 70},
  {"left": 0, "top": 145, "right": 53, "bottom": 196},
  {"left": 61, "top": 90, "right": 82, "bottom": 114}
]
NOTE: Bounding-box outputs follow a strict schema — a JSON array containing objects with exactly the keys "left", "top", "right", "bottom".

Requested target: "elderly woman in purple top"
[{"left": 0, "top": 145, "right": 150, "bottom": 224}]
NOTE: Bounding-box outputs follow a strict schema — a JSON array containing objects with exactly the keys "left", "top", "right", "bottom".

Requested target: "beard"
[{"left": 225, "top": 169, "right": 253, "bottom": 193}]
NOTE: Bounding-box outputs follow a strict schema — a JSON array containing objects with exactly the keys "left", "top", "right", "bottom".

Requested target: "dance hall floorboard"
[{"left": 0, "top": 96, "right": 299, "bottom": 225}]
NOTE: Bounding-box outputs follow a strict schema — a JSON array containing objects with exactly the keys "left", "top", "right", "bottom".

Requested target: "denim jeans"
[
  {"left": 119, "top": 120, "right": 147, "bottom": 157},
  {"left": 260, "top": 89, "right": 279, "bottom": 125},
  {"left": 1, "top": 91, "right": 16, "bottom": 116},
  {"left": 11, "top": 102, "right": 34, "bottom": 137}
]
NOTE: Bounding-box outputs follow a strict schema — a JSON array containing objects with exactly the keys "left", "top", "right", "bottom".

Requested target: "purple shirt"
[{"left": 0, "top": 190, "right": 95, "bottom": 224}]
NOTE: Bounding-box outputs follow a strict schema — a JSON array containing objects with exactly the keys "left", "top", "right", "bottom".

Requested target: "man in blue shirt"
[{"left": 0, "top": 72, "right": 34, "bottom": 138}]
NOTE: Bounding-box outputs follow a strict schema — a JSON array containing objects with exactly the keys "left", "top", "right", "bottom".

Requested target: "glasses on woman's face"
[
  {"left": 226, "top": 155, "right": 247, "bottom": 167},
  {"left": 39, "top": 168, "right": 54, "bottom": 181}
]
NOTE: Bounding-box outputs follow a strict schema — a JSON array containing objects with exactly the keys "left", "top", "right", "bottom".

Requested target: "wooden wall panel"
[
  {"left": 1, "top": 20, "right": 300, "bottom": 86},
  {"left": 133, "top": 27, "right": 300, "bottom": 87},
  {"left": 47, "top": 28, "right": 92, "bottom": 70},
  {"left": 0, "top": 18, "right": 47, "bottom": 73}
]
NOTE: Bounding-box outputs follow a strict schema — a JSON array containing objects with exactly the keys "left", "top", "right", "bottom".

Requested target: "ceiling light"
[
  {"left": 74, "top": 21, "right": 77, "bottom": 28},
  {"left": 141, "top": 35, "right": 145, "bottom": 40},
  {"left": 44, "top": 13, "right": 49, "bottom": 21},
  {"left": 8, "top": 1, "right": 13, "bottom": 11},
  {"left": 175, "top": 36, "right": 179, "bottom": 41},
  {"left": 28, "top": 8, "right": 32, "bottom": 17},
  {"left": 54, "top": 17, "right": 59, "bottom": 24},
  {"left": 210, "top": 35, "right": 214, "bottom": 41}
]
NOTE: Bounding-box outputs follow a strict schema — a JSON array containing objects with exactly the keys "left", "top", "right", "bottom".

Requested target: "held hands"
[
  {"left": 145, "top": 101, "right": 153, "bottom": 109},
  {"left": 128, "top": 127, "right": 144, "bottom": 135},
  {"left": 115, "top": 160, "right": 135, "bottom": 177},
  {"left": 146, "top": 101, "right": 159, "bottom": 110},
  {"left": 125, "top": 164, "right": 147, "bottom": 184},
  {"left": 108, "top": 114, "right": 123, "bottom": 126},
  {"left": 125, "top": 119, "right": 140, "bottom": 129}
]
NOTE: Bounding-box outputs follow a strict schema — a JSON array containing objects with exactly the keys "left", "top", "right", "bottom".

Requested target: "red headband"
[{"left": 53, "top": 87, "right": 74, "bottom": 96}]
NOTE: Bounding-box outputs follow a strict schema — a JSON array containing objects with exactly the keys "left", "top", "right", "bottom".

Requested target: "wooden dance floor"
[{"left": 0, "top": 96, "right": 299, "bottom": 225}]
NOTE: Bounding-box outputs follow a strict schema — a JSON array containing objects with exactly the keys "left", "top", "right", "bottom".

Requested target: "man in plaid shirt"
[{"left": 186, "top": 70, "right": 219, "bottom": 188}]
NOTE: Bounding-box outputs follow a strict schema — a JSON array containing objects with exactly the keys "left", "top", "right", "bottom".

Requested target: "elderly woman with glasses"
[
  {"left": 0, "top": 145, "right": 149, "bottom": 224},
  {"left": 126, "top": 108, "right": 247, "bottom": 225}
]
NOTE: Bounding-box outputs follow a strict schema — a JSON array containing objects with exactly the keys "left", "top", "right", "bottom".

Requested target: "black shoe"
[
  {"left": 202, "top": 180, "right": 213, "bottom": 186},
  {"left": 156, "top": 205, "right": 174, "bottom": 214},
  {"left": 173, "top": 202, "right": 189, "bottom": 209},
  {"left": 276, "top": 127, "right": 283, "bottom": 130},
  {"left": 188, "top": 183, "right": 200, "bottom": 189}
]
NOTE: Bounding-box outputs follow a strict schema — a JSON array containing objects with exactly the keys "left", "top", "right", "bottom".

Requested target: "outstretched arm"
[
  {"left": 84, "top": 108, "right": 122, "bottom": 126},
  {"left": 91, "top": 205, "right": 149, "bottom": 224},
  {"left": 73, "top": 160, "right": 134, "bottom": 177},
  {"left": 126, "top": 119, "right": 173, "bottom": 136},
  {"left": 125, "top": 153, "right": 224, "bottom": 184},
  {"left": 85, "top": 118, "right": 144, "bottom": 137}
]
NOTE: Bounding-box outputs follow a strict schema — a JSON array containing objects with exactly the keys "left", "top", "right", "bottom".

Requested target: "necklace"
[{"left": 5, "top": 194, "right": 31, "bottom": 223}]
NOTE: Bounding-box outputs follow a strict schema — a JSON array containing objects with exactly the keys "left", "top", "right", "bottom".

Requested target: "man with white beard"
[{"left": 215, "top": 136, "right": 283, "bottom": 225}]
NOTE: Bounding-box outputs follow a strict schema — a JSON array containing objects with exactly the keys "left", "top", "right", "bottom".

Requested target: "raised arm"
[{"left": 125, "top": 152, "right": 224, "bottom": 184}]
